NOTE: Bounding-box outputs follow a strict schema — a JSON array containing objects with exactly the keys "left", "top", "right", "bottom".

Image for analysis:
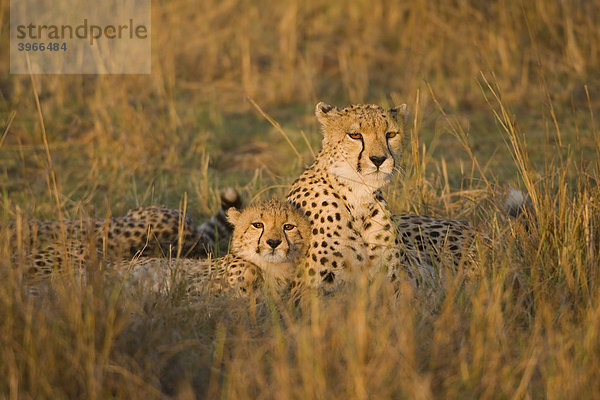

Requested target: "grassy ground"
[{"left": 1, "top": 0, "right": 600, "bottom": 398}]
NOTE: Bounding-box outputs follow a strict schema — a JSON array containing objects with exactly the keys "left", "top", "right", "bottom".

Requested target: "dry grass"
[{"left": 1, "top": 0, "right": 600, "bottom": 398}]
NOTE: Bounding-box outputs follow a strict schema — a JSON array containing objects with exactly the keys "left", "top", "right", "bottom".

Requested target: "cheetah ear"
[
  {"left": 226, "top": 208, "right": 242, "bottom": 225},
  {"left": 315, "top": 102, "right": 337, "bottom": 124},
  {"left": 389, "top": 104, "right": 409, "bottom": 124}
]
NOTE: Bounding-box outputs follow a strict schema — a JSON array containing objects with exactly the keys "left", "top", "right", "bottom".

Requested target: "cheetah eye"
[
  {"left": 283, "top": 224, "right": 295, "bottom": 231},
  {"left": 347, "top": 132, "right": 362, "bottom": 140},
  {"left": 386, "top": 131, "right": 398, "bottom": 139},
  {"left": 251, "top": 222, "right": 264, "bottom": 229}
]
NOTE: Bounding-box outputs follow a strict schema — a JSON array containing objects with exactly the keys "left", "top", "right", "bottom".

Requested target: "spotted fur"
[{"left": 393, "top": 214, "right": 479, "bottom": 286}]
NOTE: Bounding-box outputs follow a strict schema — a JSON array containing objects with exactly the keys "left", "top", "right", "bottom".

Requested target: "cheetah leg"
[{"left": 361, "top": 202, "right": 402, "bottom": 281}]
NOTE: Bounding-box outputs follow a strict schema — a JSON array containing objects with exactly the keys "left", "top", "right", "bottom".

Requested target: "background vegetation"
[{"left": 1, "top": 0, "right": 599, "bottom": 398}]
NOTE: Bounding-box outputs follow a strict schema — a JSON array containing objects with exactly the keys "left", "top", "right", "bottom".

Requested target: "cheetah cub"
[
  {"left": 8, "top": 187, "right": 241, "bottom": 264},
  {"left": 10, "top": 188, "right": 242, "bottom": 284},
  {"left": 121, "top": 200, "right": 311, "bottom": 297},
  {"left": 287, "top": 102, "right": 409, "bottom": 290}
]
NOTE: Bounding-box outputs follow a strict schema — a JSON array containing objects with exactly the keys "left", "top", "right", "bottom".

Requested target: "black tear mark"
[{"left": 357, "top": 137, "right": 365, "bottom": 173}]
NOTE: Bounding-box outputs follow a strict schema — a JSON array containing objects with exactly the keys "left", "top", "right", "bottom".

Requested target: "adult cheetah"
[{"left": 287, "top": 102, "right": 409, "bottom": 290}]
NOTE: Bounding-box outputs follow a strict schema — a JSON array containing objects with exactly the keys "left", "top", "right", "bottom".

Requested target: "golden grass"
[{"left": 1, "top": 0, "right": 600, "bottom": 398}]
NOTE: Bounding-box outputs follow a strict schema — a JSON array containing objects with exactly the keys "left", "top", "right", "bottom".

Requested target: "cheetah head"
[
  {"left": 315, "top": 102, "right": 409, "bottom": 191},
  {"left": 227, "top": 200, "right": 310, "bottom": 286}
]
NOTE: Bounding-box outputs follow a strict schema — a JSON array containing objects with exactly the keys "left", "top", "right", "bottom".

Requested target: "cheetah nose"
[
  {"left": 266, "top": 238, "right": 282, "bottom": 249},
  {"left": 370, "top": 155, "right": 387, "bottom": 168}
]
